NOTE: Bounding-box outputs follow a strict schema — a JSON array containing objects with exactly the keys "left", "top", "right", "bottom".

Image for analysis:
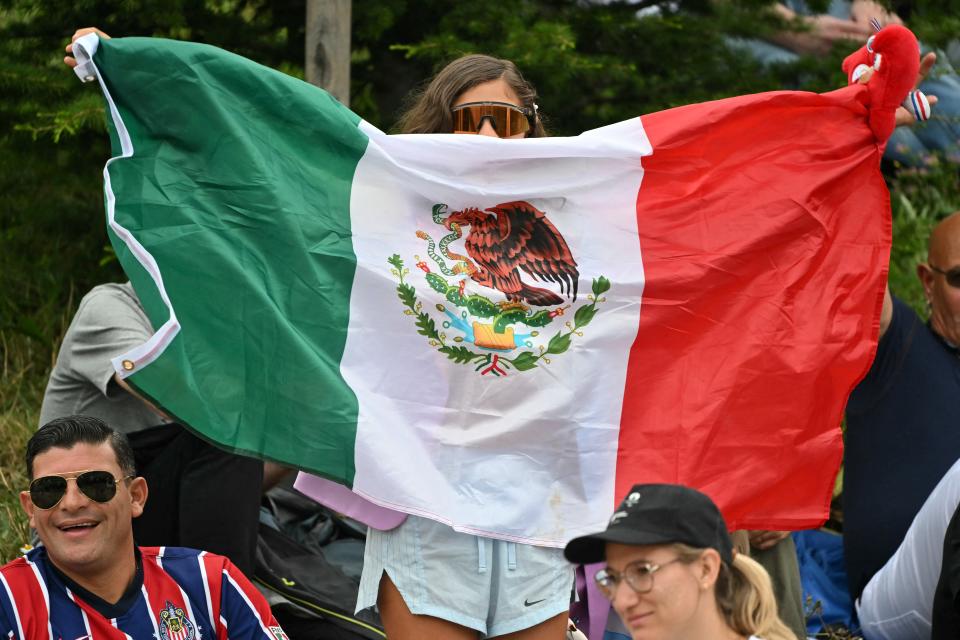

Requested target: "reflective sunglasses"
[
  {"left": 930, "top": 264, "right": 960, "bottom": 289},
  {"left": 29, "top": 470, "right": 131, "bottom": 510},
  {"left": 594, "top": 557, "right": 685, "bottom": 599},
  {"left": 451, "top": 101, "right": 534, "bottom": 137}
]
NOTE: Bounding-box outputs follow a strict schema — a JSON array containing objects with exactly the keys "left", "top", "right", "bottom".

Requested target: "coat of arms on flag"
[{"left": 392, "top": 201, "right": 609, "bottom": 376}]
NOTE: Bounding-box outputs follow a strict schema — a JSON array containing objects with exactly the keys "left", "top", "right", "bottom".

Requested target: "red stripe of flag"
[{"left": 618, "top": 84, "right": 888, "bottom": 529}]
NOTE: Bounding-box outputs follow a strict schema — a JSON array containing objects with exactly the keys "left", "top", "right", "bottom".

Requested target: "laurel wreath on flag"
[{"left": 388, "top": 254, "right": 610, "bottom": 375}]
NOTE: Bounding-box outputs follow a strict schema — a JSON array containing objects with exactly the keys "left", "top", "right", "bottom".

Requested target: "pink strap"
[{"left": 293, "top": 473, "right": 407, "bottom": 530}]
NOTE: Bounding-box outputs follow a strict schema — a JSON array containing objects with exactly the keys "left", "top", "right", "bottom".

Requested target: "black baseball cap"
[{"left": 564, "top": 483, "right": 734, "bottom": 565}]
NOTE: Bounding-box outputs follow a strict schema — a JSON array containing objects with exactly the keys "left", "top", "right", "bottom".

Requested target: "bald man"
[
  {"left": 919, "top": 212, "right": 960, "bottom": 348},
  {"left": 843, "top": 212, "right": 960, "bottom": 609}
]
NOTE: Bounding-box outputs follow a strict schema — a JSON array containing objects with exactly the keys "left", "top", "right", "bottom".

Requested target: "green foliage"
[
  {"left": 358, "top": 0, "right": 775, "bottom": 133},
  {"left": 0, "top": 300, "right": 74, "bottom": 563},
  {"left": 905, "top": 1, "right": 960, "bottom": 52},
  {"left": 0, "top": 349, "right": 39, "bottom": 562}
]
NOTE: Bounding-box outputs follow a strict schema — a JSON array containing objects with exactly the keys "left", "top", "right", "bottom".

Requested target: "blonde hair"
[
  {"left": 673, "top": 544, "right": 797, "bottom": 640},
  {"left": 395, "top": 54, "right": 546, "bottom": 137}
]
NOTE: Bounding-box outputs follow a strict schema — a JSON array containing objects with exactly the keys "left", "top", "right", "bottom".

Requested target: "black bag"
[{"left": 255, "top": 487, "right": 385, "bottom": 639}]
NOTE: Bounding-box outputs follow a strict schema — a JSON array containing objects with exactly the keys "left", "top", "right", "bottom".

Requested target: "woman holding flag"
[{"left": 353, "top": 54, "right": 576, "bottom": 640}]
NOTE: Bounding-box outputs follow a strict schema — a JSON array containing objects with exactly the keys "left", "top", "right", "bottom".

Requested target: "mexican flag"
[{"left": 74, "top": 33, "right": 889, "bottom": 546}]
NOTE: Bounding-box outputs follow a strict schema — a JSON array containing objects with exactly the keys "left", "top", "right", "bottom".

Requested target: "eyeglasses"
[
  {"left": 930, "top": 264, "right": 960, "bottom": 288},
  {"left": 452, "top": 101, "right": 534, "bottom": 137},
  {"left": 29, "top": 470, "right": 132, "bottom": 510},
  {"left": 594, "top": 557, "right": 685, "bottom": 599}
]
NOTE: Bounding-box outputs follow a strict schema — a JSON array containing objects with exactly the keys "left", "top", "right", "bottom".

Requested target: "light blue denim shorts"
[{"left": 356, "top": 515, "right": 574, "bottom": 637}]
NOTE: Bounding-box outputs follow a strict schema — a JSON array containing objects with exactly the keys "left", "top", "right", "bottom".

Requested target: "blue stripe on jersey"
[
  {"left": 118, "top": 585, "right": 160, "bottom": 638},
  {"left": 220, "top": 570, "right": 271, "bottom": 639},
  {"left": 149, "top": 549, "right": 216, "bottom": 639},
  {"left": 46, "top": 583, "right": 91, "bottom": 640}
]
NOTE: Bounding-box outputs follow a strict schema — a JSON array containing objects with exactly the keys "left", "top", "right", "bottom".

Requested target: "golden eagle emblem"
[{"left": 389, "top": 201, "right": 609, "bottom": 377}]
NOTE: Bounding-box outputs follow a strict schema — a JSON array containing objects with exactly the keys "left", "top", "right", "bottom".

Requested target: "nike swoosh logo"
[{"left": 524, "top": 598, "right": 545, "bottom": 607}]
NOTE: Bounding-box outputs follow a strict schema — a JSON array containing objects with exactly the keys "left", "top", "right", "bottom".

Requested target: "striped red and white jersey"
[{"left": 0, "top": 546, "right": 288, "bottom": 640}]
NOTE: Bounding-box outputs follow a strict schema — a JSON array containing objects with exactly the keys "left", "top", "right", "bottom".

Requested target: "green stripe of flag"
[{"left": 97, "top": 37, "right": 369, "bottom": 483}]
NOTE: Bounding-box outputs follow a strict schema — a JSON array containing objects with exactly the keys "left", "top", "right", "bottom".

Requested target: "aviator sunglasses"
[
  {"left": 29, "top": 470, "right": 132, "bottom": 510},
  {"left": 452, "top": 101, "right": 535, "bottom": 137},
  {"left": 930, "top": 264, "right": 960, "bottom": 289}
]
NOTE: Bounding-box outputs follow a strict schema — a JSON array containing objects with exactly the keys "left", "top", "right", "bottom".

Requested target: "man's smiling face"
[{"left": 20, "top": 441, "right": 146, "bottom": 583}]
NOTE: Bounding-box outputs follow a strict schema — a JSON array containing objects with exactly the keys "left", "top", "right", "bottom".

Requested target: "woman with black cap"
[{"left": 564, "top": 484, "right": 796, "bottom": 640}]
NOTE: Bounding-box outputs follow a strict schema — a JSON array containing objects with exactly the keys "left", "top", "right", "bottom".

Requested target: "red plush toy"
[{"left": 841, "top": 23, "right": 923, "bottom": 142}]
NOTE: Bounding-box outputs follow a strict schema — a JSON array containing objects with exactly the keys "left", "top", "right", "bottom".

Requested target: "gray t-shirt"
[{"left": 38, "top": 282, "right": 167, "bottom": 434}]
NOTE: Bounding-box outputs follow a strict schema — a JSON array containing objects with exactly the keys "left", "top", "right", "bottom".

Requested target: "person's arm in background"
[
  {"left": 749, "top": 530, "right": 791, "bottom": 551},
  {"left": 849, "top": 0, "right": 902, "bottom": 30},
  {"left": 47, "top": 284, "right": 172, "bottom": 425},
  {"left": 767, "top": 3, "right": 873, "bottom": 56},
  {"left": 112, "top": 373, "right": 172, "bottom": 421}
]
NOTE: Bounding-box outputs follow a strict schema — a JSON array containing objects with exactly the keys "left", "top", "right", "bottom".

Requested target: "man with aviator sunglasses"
[
  {"left": 843, "top": 211, "right": 960, "bottom": 635},
  {"left": 1, "top": 415, "right": 287, "bottom": 640}
]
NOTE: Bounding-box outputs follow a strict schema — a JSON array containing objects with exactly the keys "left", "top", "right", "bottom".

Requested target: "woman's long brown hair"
[{"left": 395, "top": 54, "right": 546, "bottom": 137}]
